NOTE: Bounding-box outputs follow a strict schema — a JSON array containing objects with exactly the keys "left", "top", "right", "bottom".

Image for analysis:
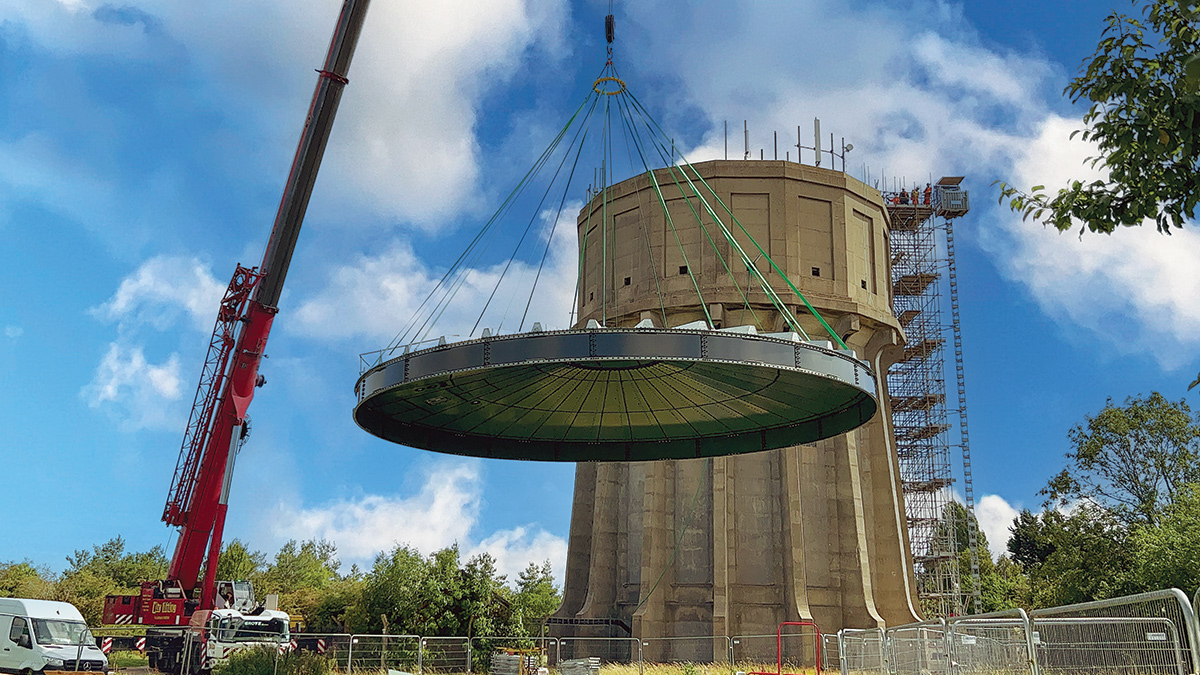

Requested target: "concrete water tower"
[{"left": 553, "top": 159, "right": 921, "bottom": 661}]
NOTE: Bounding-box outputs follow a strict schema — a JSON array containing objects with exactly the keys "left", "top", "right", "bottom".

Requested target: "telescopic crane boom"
[{"left": 107, "top": 0, "right": 372, "bottom": 626}]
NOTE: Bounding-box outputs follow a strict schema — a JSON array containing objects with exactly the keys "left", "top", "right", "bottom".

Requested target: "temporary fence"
[
  {"left": 884, "top": 618, "right": 948, "bottom": 675},
  {"left": 1030, "top": 589, "right": 1200, "bottom": 675},
  {"left": 827, "top": 588, "right": 1200, "bottom": 675},
  {"left": 836, "top": 628, "right": 884, "bottom": 675},
  {"left": 947, "top": 609, "right": 1037, "bottom": 675},
  {"left": 558, "top": 636, "right": 641, "bottom": 670},
  {"left": 639, "top": 636, "right": 730, "bottom": 665},
  {"left": 72, "top": 586, "right": 1200, "bottom": 675},
  {"left": 732, "top": 621, "right": 823, "bottom": 673}
]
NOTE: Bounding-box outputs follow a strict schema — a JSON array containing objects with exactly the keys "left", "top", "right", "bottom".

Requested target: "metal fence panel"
[
  {"left": 885, "top": 620, "right": 948, "bottom": 675},
  {"left": 640, "top": 636, "right": 730, "bottom": 666},
  {"left": 1032, "top": 617, "right": 1186, "bottom": 675},
  {"left": 947, "top": 611, "right": 1034, "bottom": 675},
  {"left": 557, "top": 636, "right": 642, "bottom": 669},
  {"left": 837, "top": 629, "right": 885, "bottom": 675},
  {"left": 420, "top": 636, "right": 473, "bottom": 674},
  {"left": 345, "top": 634, "right": 420, "bottom": 673},
  {"left": 1031, "top": 588, "right": 1200, "bottom": 675}
]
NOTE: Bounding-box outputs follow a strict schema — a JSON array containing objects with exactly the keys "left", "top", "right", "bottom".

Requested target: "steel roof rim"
[{"left": 354, "top": 328, "right": 869, "bottom": 400}]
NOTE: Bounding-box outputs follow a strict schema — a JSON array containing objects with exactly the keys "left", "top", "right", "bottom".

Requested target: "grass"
[{"left": 110, "top": 651, "right": 150, "bottom": 669}]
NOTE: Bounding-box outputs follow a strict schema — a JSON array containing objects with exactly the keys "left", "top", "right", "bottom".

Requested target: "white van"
[{"left": 0, "top": 599, "right": 109, "bottom": 674}]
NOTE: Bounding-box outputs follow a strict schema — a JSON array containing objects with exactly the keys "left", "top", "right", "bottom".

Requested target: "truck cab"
[{"left": 0, "top": 599, "right": 109, "bottom": 675}]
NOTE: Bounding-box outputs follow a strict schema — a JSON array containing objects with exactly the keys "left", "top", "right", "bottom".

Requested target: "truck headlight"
[{"left": 47, "top": 658, "right": 65, "bottom": 667}]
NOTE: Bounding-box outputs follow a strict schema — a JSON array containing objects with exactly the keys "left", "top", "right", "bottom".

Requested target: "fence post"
[
  {"left": 837, "top": 631, "right": 847, "bottom": 675},
  {"left": 1018, "top": 608, "right": 1039, "bottom": 675},
  {"left": 418, "top": 638, "right": 424, "bottom": 675},
  {"left": 1169, "top": 588, "right": 1200, "bottom": 673},
  {"left": 347, "top": 635, "right": 356, "bottom": 674},
  {"left": 876, "top": 627, "right": 887, "bottom": 675}
]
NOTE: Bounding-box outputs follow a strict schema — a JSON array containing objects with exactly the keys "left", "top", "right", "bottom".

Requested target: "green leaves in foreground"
[{"left": 996, "top": 0, "right": 1200, "bottom": 234}]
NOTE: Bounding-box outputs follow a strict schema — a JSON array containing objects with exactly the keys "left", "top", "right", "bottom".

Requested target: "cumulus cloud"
[
  {"left": 80, "top": 342, "right": 184, "bottom": 430},
  {"left": 293, "top": 205, "right": 579, "bottom": 345},
  {"left": 975, "top": 494, "right": 1020, "bottom": 560},
  {"left": 621, "top": 0, "right": 1197, "bottom": 366},
  {"left": 984, "top": 117, "right": 1200, "bottom": 366},
  {"left": 267, "top": 461, "right": 567, "bottom": 581},
  {"left": 91, "top": 255, "right": 225, "bottom": 331},
  {"left": 4, "top": 325, "right": 22, "bottom": 340}
]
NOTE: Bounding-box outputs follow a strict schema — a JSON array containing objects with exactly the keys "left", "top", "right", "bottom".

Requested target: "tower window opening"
[
  {"left": 589, "top": 292, "right": 594, "bottom": 301},
  {"left": 624, "top": 276, "right": 631, "bottom": 286},
  {"left": 861, "top": 279, "right": 868, "bottom": 289},
  {"left": 679, "top": 265, "right": 688, "bottom": 275},
  {"left": 811, "top": 267, "right": 821, "bottom": 277}
]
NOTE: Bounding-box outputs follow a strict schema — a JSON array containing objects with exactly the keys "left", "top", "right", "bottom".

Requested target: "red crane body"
[{"left": 104, "top": 0, "right": 372, "bottom": 627}]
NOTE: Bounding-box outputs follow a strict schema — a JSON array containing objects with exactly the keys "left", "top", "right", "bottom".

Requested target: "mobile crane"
[{"left": 101, "top": 1, "right": 372, "bottom": 671}]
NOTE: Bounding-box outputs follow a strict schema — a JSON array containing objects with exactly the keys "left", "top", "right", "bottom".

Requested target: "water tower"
[{"left": 552, "top": 158, "right": 921, "bottom": 661}]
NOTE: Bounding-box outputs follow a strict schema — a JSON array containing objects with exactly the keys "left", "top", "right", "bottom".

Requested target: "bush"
[{"left": 213, "top": 646, "right": 335, "bottom": 675}]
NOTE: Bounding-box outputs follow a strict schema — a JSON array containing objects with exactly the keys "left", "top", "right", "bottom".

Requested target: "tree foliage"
[
  {"left": 1004, "top": 393, "right": 1200, "bottom": 608},
  {"left": 4, "top": 536, "right": 557, "bottom": 636},
  {"left": 1005, "top": 506, "right": 1134, "bottom": 607},
  {"left": 998, "top": 0, "right": 1200, "bottom": 234},
  {"left": 1042, "top": 392, "right": 1200, "bottom": 525}
]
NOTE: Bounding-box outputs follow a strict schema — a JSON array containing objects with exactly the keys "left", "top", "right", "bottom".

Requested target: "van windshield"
[{"left": 32, "top": 620, "right": 92, "bottom": 647}]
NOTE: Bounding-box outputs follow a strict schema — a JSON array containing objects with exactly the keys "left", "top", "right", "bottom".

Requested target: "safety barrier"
[
  {"left": 69, "top": 587, "right": 1200, "bottom": 675},
  {"left": 827, "top": 588, "right": 1200, "bottom": 675},
  {"left": 639, "top": 636, "right": 731, "bottom": 666},
  {"left": 947, "top": 609, "right": 1037, "bottom": 675},
  {"left": 557, "top": 636, "right": 641, "bottom": 670},
  {"left": 836, "top": 628, "right": 884, "bottom": 675}
]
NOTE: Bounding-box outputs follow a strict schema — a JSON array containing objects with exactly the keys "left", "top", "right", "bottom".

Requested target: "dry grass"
[{"left": 600, "top": 664, "right": 818, "bottom": 675}]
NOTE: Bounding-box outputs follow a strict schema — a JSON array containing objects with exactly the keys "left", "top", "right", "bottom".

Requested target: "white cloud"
[
  {"left": 626, "top": 0, "right": 1197, "bottom": 365},
  {"left": 91, "top": 255, "right": 225, "bottom": 331},
  {"left": 975, "top": 494, "right": 1020, "bottom": 560},
  {"left": 470, "top": 527, "right": 568, "bottom": 587},
  {"left": 4, "top": 325, "right": 22, "bottom": 340},
  {"left": 293, "top": 205, "right": 579, "bottom": 346},
  {"left": 80, "top": 342, "right": 184, "bottom": 431},
  {"left": 266, "top": 461, "right": 567, "bottom": 582},
  {"left": 984, "top": 116, "right": 1200, "bottom": 366}
]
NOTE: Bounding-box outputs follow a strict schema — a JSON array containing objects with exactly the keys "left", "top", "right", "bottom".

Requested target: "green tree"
[
  {"left": 259, "top": 540, "right": 340, "bottom": 595},
  {"left": 1043, "top": 392, "right": 1200, "bottom": 526},
  {"left": 58, "top": 537, "right": 168, "bottom": 623},
  {"left": 305, "top": 577, "right": 365, "bottom": 632},
  {"left": 1125, "top": 483, "right": 1200, "bottom": 591},
  {"left": 258, "top": 540, "right": 342, "bottom": 621},
  {"left": 64, "top": 537, "right": 168, "bottom": 590},
  {"left": 0, "top": 561, "right": 55, "bottom": 599},
  {"left": 998, "top": 0, "right": 1200, "bottom": 234},
  {"left": 1004, "top": 505, "right": 1134, "bottom": 607},
  {"left": 348, "top": 545, "right": 521, "bottom": 640},
  {"left": 215, "top": 540, "right": 267, "bottom": 584},
  {"left": 511, "top": 561, "right": 561, "bottom": 626}
]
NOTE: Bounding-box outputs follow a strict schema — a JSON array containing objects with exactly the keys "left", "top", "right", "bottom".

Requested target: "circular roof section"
[{"left": 353, "top": 328, "right": 877, "bottom": 462}]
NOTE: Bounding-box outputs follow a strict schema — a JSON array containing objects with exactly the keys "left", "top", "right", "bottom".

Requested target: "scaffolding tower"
[{"left": 884, "top": 178, "right": 979, "bottom": 618}]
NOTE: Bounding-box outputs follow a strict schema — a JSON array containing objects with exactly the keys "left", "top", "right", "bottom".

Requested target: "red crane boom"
[{"left": 108, "top": 0, "right": 372, "bottom": 625}]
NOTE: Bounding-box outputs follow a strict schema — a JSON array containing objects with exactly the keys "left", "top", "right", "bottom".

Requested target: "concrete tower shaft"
[{"left": 556, "top": 160, "right": 921, "bottom": 660}]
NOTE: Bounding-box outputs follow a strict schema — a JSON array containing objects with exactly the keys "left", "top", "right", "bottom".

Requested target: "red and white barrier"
[
  {"left": 100, "top": 638, "right": 113, "bottom": 654},
  {"left": 136, "top": 637, "right": 146, "bottom": 653},
  {"left": 316, "top": 639, "right": 326, "bottom": 654}
]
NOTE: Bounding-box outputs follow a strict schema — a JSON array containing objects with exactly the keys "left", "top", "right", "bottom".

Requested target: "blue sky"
[{"left": 3, "top": 0, "right": 1198, "bottom": 586}]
